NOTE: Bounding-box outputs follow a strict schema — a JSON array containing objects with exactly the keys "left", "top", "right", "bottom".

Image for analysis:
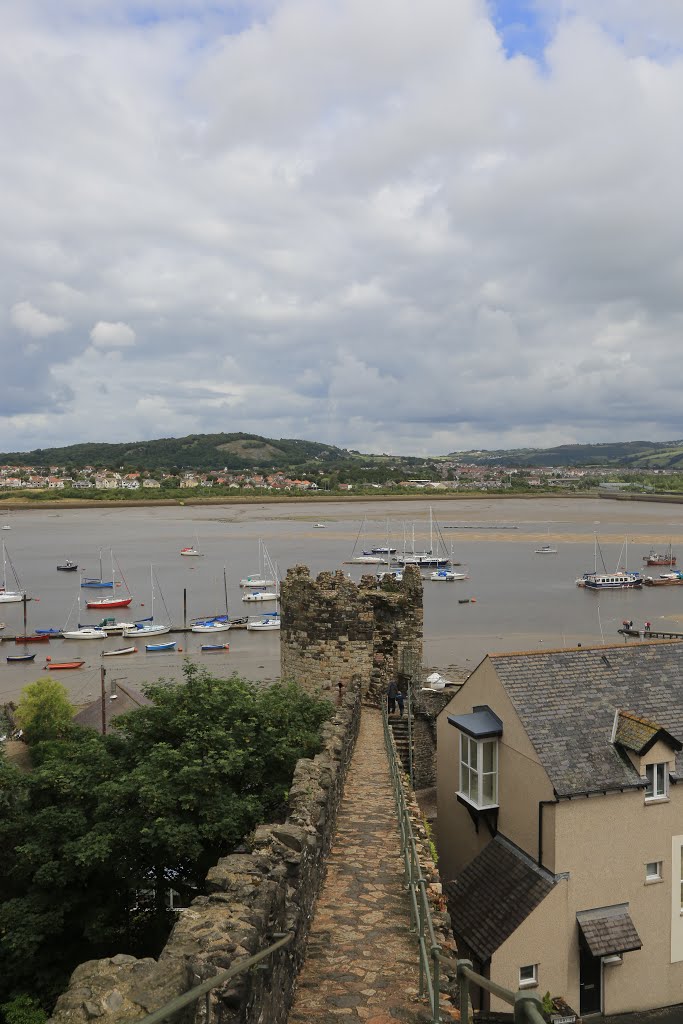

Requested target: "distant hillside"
[
  {"left": 0, "top": 433, "right": 351, "bottom": 473},
  {"left": 448, "top": 440, "right": 683, "bottom": 469}
]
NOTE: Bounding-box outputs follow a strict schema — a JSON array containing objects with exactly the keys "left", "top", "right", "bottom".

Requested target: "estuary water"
[{"left": 2, "top": 496, "right": 683, "bottom": 704}]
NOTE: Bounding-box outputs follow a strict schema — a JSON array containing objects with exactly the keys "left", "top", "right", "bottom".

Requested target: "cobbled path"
[{"left": 287, "top": 708, "right": 426, "bottom": 1024}]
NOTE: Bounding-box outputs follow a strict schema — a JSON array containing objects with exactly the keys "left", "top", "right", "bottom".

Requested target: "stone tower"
[{"left": 280, "top": 564, "right": 423, "bottom": 703}]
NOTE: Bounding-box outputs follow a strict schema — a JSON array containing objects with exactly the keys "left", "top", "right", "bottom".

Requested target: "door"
[{"left": 579, "top": 942, "right": 602, "bottom": 1016}]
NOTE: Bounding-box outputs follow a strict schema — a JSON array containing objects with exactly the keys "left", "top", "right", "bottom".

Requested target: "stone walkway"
[{"left": 287, "top": 708, "right": 427, "bottom": 1024}]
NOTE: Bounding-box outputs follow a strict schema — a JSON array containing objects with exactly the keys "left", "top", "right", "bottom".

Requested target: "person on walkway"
[
  {"left": 387, "top": 679, "right": 398, "bottom": 715},
  {"left": 395, "top": 687, "right": 405, "bottom": 718}
]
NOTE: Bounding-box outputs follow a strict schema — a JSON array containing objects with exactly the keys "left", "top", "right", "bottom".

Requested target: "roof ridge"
[
  {"left": 489, "top": 639, "right": 683, "bottom": 659},
  {"left": 494, "top": 833, "right": 558, "bottom": 884}
]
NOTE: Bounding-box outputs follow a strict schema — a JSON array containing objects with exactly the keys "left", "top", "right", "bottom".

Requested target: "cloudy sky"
[{"left": 2, "top": 0, "right": 683, "bottom": 456}]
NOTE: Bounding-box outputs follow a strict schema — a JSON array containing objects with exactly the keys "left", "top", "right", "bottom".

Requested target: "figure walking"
[
  {"left": 396, "top": 687, "right": 405, "bottom": 718},
  {"left": 387, "top": 679, "right": 398, "bottom": 715}
]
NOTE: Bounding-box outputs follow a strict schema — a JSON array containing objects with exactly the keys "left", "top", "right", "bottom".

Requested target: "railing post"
[
  {"left": 431, "top": 944, "right": 441, "bottom": 1024},
  {"left": 457, "top": 960, "right": 472, "bottom": 1024},
  {"left": 514, "top": 989, "right": 544, "bottom": 1024}
]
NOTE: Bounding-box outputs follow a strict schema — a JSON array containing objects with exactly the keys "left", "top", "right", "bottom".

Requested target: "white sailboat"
[
  {"left": 247, "top": 612, "right": 281, "bottom": 631},
  {"left": 394, "top": 508, "right": 450, "bottom": 567},
  {"left": 350, "top": 518, "right": 384, "bottom": 563},
  {"left": 123, "top": 567, "right": 171, "bottom": 637},
  {"left": 241, "top": 545, "right": 279, "bottom": 603},
  {"left": 0, "top": 542, "right": 26, "bottom": 603},
  {"left": 63, "top": 588, "right": 108, "bottom": 639},
  {"left": 180, "top": 534, "right": 203, "bottom": 557},
  {"left": 240, "top": 539, "right": 276, "bottom": 587}
]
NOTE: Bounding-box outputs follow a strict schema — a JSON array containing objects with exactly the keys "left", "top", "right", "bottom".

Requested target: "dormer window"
[
  {"left": 448, "top": 705, "right": 502, "bottom": 811},
  {"left": 645, "top": 762, "right": 668, "bottom": 801}
]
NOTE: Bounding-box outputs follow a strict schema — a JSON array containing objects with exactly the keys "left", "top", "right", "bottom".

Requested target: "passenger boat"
[
  {"left": 45, "top": 660, "right": 85, "bottom": 670},
  {"left": 57, "top": 560, "right": 78, "bottom": 572},
  {"left": 643, "top": 546, "right": 676, "bottom": 566},
  {"left": 85, "top": 596, "right": 133, "bottom": 609},
  {"left": 7, "top": 652, "right": 36, "bottom": 662},
  {"left": 247, "top": 612, "right": 281, "bottom": 631},
  {"left": 201, "top": 643, "right": 230, "bottom": 651},
  {"left": 101, "top": 646, "right": 138, "bottom": 656},
  {"left": 146, "top": 640, "right": 176, "bottom": 652},
  {"left": 577, "top": 536, "right": 643, "bottom": 589}
]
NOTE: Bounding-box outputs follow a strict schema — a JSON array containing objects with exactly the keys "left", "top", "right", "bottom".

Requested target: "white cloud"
[
  {"left": 10, "top": 301, "right": 69, "bottom": 338},
  {"left": 89, "top": 321, "right": 136, "bottom": 348},
  {"left": 2, "top": 0, "right": 683, "bottom": 454}
]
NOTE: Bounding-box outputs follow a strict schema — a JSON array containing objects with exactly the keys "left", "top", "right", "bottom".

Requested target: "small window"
[
  {"left": 459, "top": 734, "right": 498, "bottom": 809},
  {"left": 645, "top": 762, "right": 668, "bottom": 800},
  {"left": 645, "top": 861, "right": 662, "bottom": 882},
  {"left": 519, "top": 964, "right": 538, "bottom": 988}
]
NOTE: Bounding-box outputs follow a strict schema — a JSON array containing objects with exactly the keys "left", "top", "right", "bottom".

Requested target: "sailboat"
[
  {"left": 247, "top": 611, "right": 281, "bottom": 631},
  {"left": 240, "top": 540, "right": 276, "bottom": 587},
  {"left": 241, "top": 545, "right": 279, "bottom": 602},
  {"left": 81, "top": 548, "right": 114, "bottom": 588},
  {"left": 86, "top": 551, "right": 133, "bottom": 608},
  {"left": 535, "top": 526, "right": 558, "bottom": 555},
  {"left": 350, "top": 518, "right": 384, "bottom": 563},
  {"left": 0, "top": 542, "right": 26, "bottom": 603},
  {"left": 394, "top": 508, "right": 450, "bottom": 567},
  {"left": 180, "top": 534, "right": 203, "bottom": 557},
  {"left": 192, "top": 569, "right": 231, "bottom": 633},
  {"left": 63, "top": 587, "right": 108, "bottom": 639},
  {"left": 122, "top": 567, "right": 171, "bottom": 637}
]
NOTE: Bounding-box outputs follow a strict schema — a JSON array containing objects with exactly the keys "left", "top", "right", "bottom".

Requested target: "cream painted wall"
[
  {"left": 491, "top": 881, "right": 571, "bottom": 1013},
  {"left": 436, "top": 657, "right": 555, "bottom": 880},
  {"left": 553, "top": 788, "right": 683, "bottom": 1014}
]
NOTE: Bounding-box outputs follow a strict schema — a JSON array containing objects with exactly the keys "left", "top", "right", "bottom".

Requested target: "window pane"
[
  {"left": 483, "top": 740, "right": 496, "bottom": 773},
  {"left": 645, "top": 764, "right": 654, "bottom": 797},
  {"left": 469, "top": 739, "right": 478, "bottom": 770},
  {"left": 657, "top": 763, "right": 666, "bottom": 796},
  {"left": 483, "top": 771, "right": 496, "bottom": 805}
]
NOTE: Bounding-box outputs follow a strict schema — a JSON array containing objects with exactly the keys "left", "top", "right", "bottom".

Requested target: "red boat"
[
  {"left": 85, "top": 597, "right": 133, "bottom": 609},
  {"left": 45, "top": 660, "right": 85, "bottom": 670},
  {"left": 15, "top": 634, "right": 50, "bottom": 643},
  {"left": 643, "top": 546, "right": 676, "bottom": 566}
]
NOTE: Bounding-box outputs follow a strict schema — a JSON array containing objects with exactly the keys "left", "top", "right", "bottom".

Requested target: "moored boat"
[
  {"left": 578, "top": 570, "right": 643, "bottom": 590},
  {"left": 146, "top": 640, "right": 177, "bottom": 652},
  {"left": 247, "top": 612, "right": 281, "bottom": 631},
  {"left": 191, "top": 619, "right": 231, "bottom": 633},
  {"left": 35, "top": 628, "right": 63, "bottom": 637},
  {"left": 239, "top": 574, "right": 276, "bottom": 588},
  {"left": 85, "top": 596, "right": 133, "bottom": 609},
  {"left": 44, "top": 659, "right": 85, "bottom": 670},
  {"left": 242, "top": 590, "right": 278, "bottom": 603},
  {"left": 63, "top": 627, "right": 108, "bottom": 640},
  {"left": 7, "top": 653, "right": 36, "bottom": 662},
  {"left": 534, "top": 544, "right": 558, "bottom": 555},
  {"left": 643, "top": 546, "right": 676, "bottom": 566},
  {"left": 14, "top": 635, "right": 50, "bottom": 644},
  {"left": 429, "top": 569, "right": 468, "bottom": 582},
  {"left": 57, "top": 560, "right": 78, "bottom": 572},
  {"left": 102, "top": 646, "right": 138, "bottom": 656},
  {"left": 201, "top": 642, "right": 230, "bottom": 651}
]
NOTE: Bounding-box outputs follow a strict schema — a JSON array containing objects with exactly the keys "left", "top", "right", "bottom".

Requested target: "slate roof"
[
  {"left": 73, "top": 682, "right": 151, "bottom": 733},
  {"left": 488, "top": 641, "right": 683, "bottom": 797},
  {"left": 577, "top": 904, "right": 642, "bottom": 957},
  {"left": 444, "top": 834, "right": 556, "bottom": 961},
  {"left": 613, "top": 710, "right": 682, "bottom": 755}
]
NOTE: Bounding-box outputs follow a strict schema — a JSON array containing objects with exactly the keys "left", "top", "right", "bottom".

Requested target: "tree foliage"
[
  {"left": 14, "top": 679, "right": 74, "bottom": 744},
  {"left": 0, "top": 669, "right": 332, "bottom": 1009}
]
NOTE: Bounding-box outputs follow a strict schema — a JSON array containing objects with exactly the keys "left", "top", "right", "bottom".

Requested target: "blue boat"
[
  {"left": 201, "top": 643, "right": 230, "bottom": 652},
  {"left": 145, "top": 641, "right": 177, "bottom": 652},
  {"left": 7, "top": 653, "right": 36, "bottom": 663},
  {"left": 35, "top": 628, "right": 64, "bottom": 636},
  {"left": 81, "top": 579, "right": 114, "bottom": 589}
]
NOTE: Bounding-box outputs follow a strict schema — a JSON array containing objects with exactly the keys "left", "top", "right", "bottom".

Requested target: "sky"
[{"left": 2, "top": 0, "right": 683, "bottom": 457}]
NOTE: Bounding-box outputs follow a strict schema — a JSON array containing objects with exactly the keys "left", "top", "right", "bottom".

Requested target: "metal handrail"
[
  {"left": 383, "top": 708, "right": 547, "bottom": 1024},
  {"left": 132, "top": 931, "right": 293, "bottom": 1024},
  {"left": 383, "top": 703, "right": 443, "bottom": 1023}
]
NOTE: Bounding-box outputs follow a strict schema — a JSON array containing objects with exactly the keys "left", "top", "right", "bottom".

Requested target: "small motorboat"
[
  {"left": 45, "top": 660, "right": 85, "bottom": 670},
  {"left": 146, "top": 640, "right": 177, "bottom": 652},
  {"left": 15, "top": 635, "right": 50, "bottom": 644},
  {"left": 239, "top": 575, "right": 276, "bottom": 588},
  {"left": 534, "top": 544, "right": 558, "bottom": 555},
  {"left": 200, "top": 643, "right": 230, "bottom": 651},
  {"left": 180, "top": 546, "right": 202, "bottom": 557},
  {"left": 7, "top": 652, "right": 36, "bottom": 662},
  {"left": 57, "top": 561, "right": 78, "bottom": 572},
  {"left": 102, "top": 646, "right": 138, "bottom": 657},
  {"left": 458, "top": 598, "right": 471, "bottom": 604},
  {"left": 241, "top": 591, "right": 278, "bottom": 603}
]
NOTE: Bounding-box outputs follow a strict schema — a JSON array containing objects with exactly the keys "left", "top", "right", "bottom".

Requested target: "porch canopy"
[{"left": 576, "top": 904, "right": 642, "bottom": 958}]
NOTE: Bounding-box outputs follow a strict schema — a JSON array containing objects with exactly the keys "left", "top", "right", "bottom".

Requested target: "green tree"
[
  {"left": 14, "top": 679, "right": 74, "bottom": 744},
  {"left": 1, "top": 994, "right": 48, "bottom": 1024}
]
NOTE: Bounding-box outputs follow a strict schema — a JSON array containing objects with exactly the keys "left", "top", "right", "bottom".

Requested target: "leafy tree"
[
  {"left": 0, "top": 669, "right": 332, "bottom": 1009},
  {"left": 14, "top": 679, "right": 74, "bottom": 744},
  {"left": 1, "top": 994, "right": 48, "bottom": 1024}
]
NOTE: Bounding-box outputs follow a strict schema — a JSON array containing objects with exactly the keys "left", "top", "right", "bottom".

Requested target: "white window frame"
[
  {"left": 645, "top": 762, "right": 668, "bottom": 801},
  {"left": 458, "top": 733, "right": 498, "bottom": 809},
  {"left": 519, "top": 964, "right": 538, "bottom": 988},
  {"left": 645, "top": 860, "right": 663, "bottom": 882}
]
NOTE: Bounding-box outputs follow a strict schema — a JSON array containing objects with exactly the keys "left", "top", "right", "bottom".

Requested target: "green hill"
[{"left": 448, "top": 441, "right": 683, "bottom": 469}]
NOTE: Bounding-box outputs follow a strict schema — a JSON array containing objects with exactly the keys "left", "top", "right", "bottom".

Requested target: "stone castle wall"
[
  {"left": 50, "top": 683, "right": 363, "bottom": 1024},
  {"left": 280, "top": 565, "right": 423, "bottom": 704}
]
